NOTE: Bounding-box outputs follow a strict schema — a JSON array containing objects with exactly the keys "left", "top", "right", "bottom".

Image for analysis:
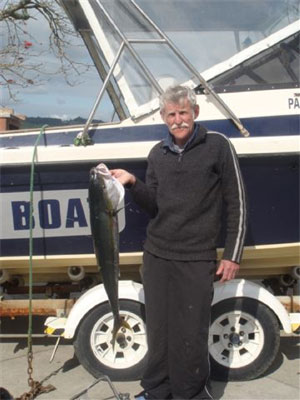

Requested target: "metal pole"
[
  {"left": 96, "top": 0, "right": 164, "bottom": 96},
  {"left": 76, "top": 42, "right": 125, "bottom": 146}
]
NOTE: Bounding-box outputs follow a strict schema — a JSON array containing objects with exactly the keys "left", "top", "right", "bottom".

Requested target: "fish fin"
[
  {"left": 105, "top": 208, "right": 115, "bottom": 217},
  {"left": 115, "top": 202, "right": 130, "bottom": 215},
  {"left": 106, "top": 202, "right": 130, "bottom": 219},
  {"left": 111, "top": 318, "right": 120, "bottom": 351}
]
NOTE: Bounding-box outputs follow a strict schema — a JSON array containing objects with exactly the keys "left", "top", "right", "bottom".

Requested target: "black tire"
[
  {"left": 209, "top": 297, "right": 280, "bottom": 381},
  {"left": 74, "top": 299, "right": 147, "bottom": 381}
]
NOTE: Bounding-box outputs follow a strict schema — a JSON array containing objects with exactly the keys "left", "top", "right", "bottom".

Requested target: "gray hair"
[{"left": 159, "top": 85, "right": 197, "bottom": 112}]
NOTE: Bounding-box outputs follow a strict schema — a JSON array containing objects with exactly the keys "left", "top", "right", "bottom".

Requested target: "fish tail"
[
  {"left": 120, "top": 316, "right": 131, "bottom": 331},
  {"left": 111, "top": 316, "right": 132, "bottom": 350}
]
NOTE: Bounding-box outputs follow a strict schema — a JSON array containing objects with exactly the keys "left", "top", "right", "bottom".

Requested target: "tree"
[{"left": 0, "top": 0, "right": 91, "bottom": 100}]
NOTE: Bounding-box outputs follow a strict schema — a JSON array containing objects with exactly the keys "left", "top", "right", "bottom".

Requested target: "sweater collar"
[{"left": 163, "top": 122, "right": 207, "bottom": 153}]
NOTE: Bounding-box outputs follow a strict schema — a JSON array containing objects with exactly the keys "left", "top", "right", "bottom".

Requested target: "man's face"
[{"left": 161, "top": 97, "right": 199, "bottom": 146}]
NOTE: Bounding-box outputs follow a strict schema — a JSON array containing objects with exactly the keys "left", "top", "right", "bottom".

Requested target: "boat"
[{"left": 0, "top": 0, "right": 299, "bottom": 293}]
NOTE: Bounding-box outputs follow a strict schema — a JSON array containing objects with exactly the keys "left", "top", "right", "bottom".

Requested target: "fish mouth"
[
  {"left": 90, "top": 167, "right": 104, "bottom": 184},
  {"left": 90, "top": 166, "right": 108, "bottom": 181},
  {"left": 89, "top": 167, "right": 98, "bottom": 178}
]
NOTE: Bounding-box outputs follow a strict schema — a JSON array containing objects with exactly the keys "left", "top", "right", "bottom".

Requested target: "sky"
[
  {"left": 1, "top": 4, "right": 114, "bottom": 122},
  {"left": 2, "top": 0, "right": 298, "bottom": 123}
]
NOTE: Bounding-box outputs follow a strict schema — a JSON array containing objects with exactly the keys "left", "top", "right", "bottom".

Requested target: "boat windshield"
[
  {"left": 131, "top": 0, "right": 299, "bottom": 72},
  {"left": 67, "top": 0, "right": 299, "bottom": 118}
]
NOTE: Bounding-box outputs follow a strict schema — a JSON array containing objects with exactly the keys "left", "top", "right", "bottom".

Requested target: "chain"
[
  {"left": 27, "top": 350, "right": 34, "bottom": 388},
  {"left": 15, "top": 349, "right": 55, "bottom": 400},
  {"left": 16, "top": 381, "right": 56, "bottom": 400}
]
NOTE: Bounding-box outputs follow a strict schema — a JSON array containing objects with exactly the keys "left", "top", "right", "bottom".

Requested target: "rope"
[
  {"left": 28, "top": 125, "right": 48, "bottom": 371},
  {"left": 16, "top": 124, "right": 55, "bottom": 399}
]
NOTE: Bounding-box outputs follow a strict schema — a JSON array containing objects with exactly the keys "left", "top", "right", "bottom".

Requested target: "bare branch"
[
  {"left": 0, "top": 0, "right": 93, "bottom": 101},
  {"left": 0, "top": 0, "right": 32, "bottom": 21}
]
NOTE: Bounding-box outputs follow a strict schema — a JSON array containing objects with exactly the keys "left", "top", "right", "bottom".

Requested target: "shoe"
[
  {"left": 134, "top": 391, "right": 149, "bottom": 400},
  {"left": 134, "top": 391, "right": 172, "bottom": 400}
]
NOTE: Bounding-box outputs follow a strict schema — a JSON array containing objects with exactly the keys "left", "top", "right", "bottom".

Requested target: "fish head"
[
  {"left": 90, "top": 167, "right": 106, "bottom": 189},
  {"left": 89, "top": 167, "right": 108, "bottom": 203},
  {"left": 90, "top": 164, "right": 125, "bottom": 211}
]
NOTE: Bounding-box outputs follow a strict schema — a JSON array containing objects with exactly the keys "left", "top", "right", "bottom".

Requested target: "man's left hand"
[{"left": 216, "top": 260, "right": 240, "bottom": 283}]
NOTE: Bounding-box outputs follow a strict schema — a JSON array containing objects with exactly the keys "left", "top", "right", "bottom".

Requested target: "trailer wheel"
[
  {"left": 209, "top": 297, "right": 280, "bottom": 381},
  {"left": 74, "top": 300, "right": 147, "bottom": 381}
]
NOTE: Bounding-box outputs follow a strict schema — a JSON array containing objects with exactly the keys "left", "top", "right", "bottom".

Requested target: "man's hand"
[
  {"left": 110, "top": 169, "right": 136, "bottom": 187},
  {"left": 216, "top": 259, "right": 240, "bottom": 283}
]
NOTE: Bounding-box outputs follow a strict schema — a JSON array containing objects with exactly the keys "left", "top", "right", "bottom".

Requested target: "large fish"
[{"left": 89, "top": 163, "right": 130, "bottom": 348}]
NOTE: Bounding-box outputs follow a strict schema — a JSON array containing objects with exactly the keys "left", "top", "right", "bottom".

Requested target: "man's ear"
[
  {"left": 160, "top": 110, "right": 166, "bottom": 122},
  {"left": 194, "top": 104, "right": 200, "bottom": 119}
]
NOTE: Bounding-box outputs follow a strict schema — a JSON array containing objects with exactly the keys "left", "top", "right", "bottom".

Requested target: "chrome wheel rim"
[{"left": 209, "top": 310, "right": 264, "bottom": 368}]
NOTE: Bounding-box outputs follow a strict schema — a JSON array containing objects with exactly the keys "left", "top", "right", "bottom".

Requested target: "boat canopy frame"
[{"left": 67, "top": 0, "right": 250, "bottom": 145}]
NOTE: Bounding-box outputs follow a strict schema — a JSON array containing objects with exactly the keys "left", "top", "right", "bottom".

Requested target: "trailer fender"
[
  {"left": 63, "top": 280, "right": 144, "bottom": 339},
  {"left": 212, "top": 279, "right": 292, "bottom": 333}
]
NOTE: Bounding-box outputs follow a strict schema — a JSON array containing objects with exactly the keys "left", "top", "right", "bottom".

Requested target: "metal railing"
[{"left": 76, "top": 0, "right": 249, "bottom": 145}]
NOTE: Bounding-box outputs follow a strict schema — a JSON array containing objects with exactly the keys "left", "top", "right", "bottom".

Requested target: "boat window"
[
  {"left": 209, "top": 33, "right": 300, "bottom": 91},
  {"left": 92, "top": 0, "right": 300, "bottom": 79},
  {"left": 137, "top": 0, "right": 299, "bottom": 72}
]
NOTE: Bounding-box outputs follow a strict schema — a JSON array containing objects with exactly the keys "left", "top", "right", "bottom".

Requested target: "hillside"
[{"left": 21, "top": 116, "right": 103, "bottom": 129}]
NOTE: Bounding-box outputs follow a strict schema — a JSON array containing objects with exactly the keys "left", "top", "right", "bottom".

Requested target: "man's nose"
[{"left": 174, "top": 113, "right": 182, "bottom": 124}]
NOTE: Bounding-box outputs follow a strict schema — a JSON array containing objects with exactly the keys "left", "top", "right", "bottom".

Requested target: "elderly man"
[{"left": 111, "top": 85, "right": 247, "bottom": 400}]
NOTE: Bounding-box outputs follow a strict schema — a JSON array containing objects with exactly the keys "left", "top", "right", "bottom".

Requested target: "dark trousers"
[{"left": 141, "top": 251, "right": 215, "bottom": 399}]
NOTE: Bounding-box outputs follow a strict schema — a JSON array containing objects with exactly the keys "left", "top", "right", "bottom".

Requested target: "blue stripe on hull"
[
  {"left": 0, "top": 237, "right": 145, "bottom": 258},
  {"left": 0, "top": 161, "right": 148, "bottom": 193},
  {"left": 0, "top": 115, "right": 299, "bottom": 148},
  {"left": 0, "top": 155, "right": 299, "bottom": 257}
]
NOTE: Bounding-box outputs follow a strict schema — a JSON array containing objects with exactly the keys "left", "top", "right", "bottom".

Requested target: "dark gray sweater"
[{"left": 130, "top": 123, "right": 247, "bottom": 263}]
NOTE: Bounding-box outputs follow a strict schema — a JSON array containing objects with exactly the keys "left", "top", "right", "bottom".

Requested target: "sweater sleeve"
[
  {"left": 220, "top": 138, "right": 247, "bottom": 264},
  {"left": 129, "top": 154, "right": 158, "bottom": 218}
]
